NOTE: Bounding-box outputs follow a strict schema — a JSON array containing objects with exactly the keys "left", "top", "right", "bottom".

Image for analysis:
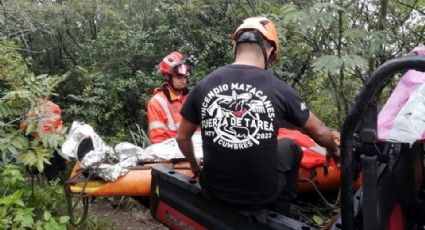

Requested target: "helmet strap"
[
  {"left": 165, "top": 75, "right": 189, "bottom": 93},
  {"left": 235, "top": 31, "right": 271, "bottom": 69},
  {"left": 162, "top": 81, "right": 189, "bottom": 102}
]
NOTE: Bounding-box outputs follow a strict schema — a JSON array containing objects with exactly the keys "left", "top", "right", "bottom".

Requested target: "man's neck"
[
  {"left": 233, "top": 52, "right": 266, "bottom": 69},
  {"left": 173, "top": 89, "right": 183, "bottom": 97},
  {"left": 164, "top": 83, "right": 183, "bottom": 100}
]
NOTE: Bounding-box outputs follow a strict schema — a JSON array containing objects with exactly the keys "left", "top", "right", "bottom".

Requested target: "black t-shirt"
[{"left": 181, "top": 64, "right": 309, "bottom": 207}]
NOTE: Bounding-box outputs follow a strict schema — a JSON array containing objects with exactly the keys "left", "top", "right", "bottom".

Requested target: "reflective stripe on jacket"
[{"left": 147, "top": 86, "right": 187, "bottom": 144}]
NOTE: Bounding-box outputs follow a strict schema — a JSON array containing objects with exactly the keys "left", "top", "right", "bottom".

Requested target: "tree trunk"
[
  {"left": 378, "top": 0, "right": 388, "bottom": 31},
  {"left": 336, "top": 0, "right": 347, "bottom": 125}
]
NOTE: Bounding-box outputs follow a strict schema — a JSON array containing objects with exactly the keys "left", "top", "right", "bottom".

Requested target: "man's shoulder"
[
  {"left": 148, "top": 90, "right": 166, "bottom": 103},
  {"left": 194, "top": 67, "right": 225, "bottom": 87},
  {"left": 204, "top": 66, "right": 228, "bottom": 78},
  {"left": 268, "top": 75, "right": 294, "bottom": 89},
  {"left": 198, "top": 65, "right": 244, "bottom": 83},
  {"left": 213, "top": 64, "right": 266, "bottom": 73},
  {"left": 152, "top": 87, "right": 163, "bottom": 95}
]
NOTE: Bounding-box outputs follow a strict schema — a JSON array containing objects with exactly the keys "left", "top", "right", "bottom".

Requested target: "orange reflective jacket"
[
  {"left": 277, "top": 128, "right": 327, "bottom": 169},
  {"left": 147, "top": 84, "right": 188, "bottom": 144}
]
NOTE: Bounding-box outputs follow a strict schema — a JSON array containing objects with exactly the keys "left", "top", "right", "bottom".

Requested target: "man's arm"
[
  {"left": 302, "top": 112, "right": 339, "bottom": 161},
  {"left": 176, "top": 117, "right": 200, "bottom": 176}
]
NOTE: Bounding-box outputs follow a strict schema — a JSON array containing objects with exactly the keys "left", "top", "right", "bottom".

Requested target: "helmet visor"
[{"left": 174, "top": 64, "right": 191, "bottom": 76}]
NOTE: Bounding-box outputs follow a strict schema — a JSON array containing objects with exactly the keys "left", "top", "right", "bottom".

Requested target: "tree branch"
[{"left": 395, "top": 0, "right": 425, "bottom": 16}]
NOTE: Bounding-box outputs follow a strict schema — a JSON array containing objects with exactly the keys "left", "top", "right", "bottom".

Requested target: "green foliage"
[
  {"left": 0, "top": 102, "right": 25, "bottom": 119},
  {"left": 0, "top": 1, "right": 423, "bottom": 228},
  {"left": 0, "top": 165, "right": 69, "bottom": 230},
  {"left": 0, "top": 40, "right": 67, "bottom": 170},
  {"left": 19, "top": 147, "right": 52, "bottom": 173},
  {"left": 0, "top": 132, "right": 28, "bottom": 163},
  {"left": 312, "top": 55, "right": 368, "bottom": 75},
  {"left": 0, "top": 39, "right": 31, "bottom": 91},
  {"left": 1, "top": 0, "right": 424, "bottom": 139}
]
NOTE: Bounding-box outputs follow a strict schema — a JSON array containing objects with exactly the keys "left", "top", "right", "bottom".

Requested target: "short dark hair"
[{"left": 235, "top": 39, "right": 271, "bottom": 55}]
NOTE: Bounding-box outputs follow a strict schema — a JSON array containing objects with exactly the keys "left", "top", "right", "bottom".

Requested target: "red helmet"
[{"left": 158, "top": 51, "right": 191, "bottom": 77}]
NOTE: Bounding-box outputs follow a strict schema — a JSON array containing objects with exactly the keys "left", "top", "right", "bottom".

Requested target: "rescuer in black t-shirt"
[{"left": 176, "top": 16, "right": 339, "bottom": 214}]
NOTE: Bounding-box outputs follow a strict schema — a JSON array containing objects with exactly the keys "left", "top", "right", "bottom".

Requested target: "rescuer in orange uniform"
[{"left": 147, "top": 51, "right": 197, "bottom": 144}]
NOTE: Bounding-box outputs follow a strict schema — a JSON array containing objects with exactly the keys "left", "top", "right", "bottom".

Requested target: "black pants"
[
  {"left": 201, "top": 138, "right": 303, "bottom": 214},
  {"left": 44, "top": 150, "right": 66, "bottom": 181},
  {"left": 268, "top": 138, "right": 303, "bottom": 215}
]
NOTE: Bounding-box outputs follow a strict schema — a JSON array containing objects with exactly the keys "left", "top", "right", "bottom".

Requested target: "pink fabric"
[
  {"left": 378, "top": 70, "right": 425, "bottom": 140},
  {"left": 412, "top": 45, "right": 425, "bottom": 55}
]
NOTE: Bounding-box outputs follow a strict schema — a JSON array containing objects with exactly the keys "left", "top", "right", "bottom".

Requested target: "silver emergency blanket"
[
  {"left": 60, "top": 121, "right": 113, "bottom": 160},
  {"left": 61, "top": 121, "right": 203, "bottom": 181},
  {"left": 144, "top": 133, "right": 203, "bottom": 160},
  {"left": 81, "top": 142, "right": 148, "bottom": 181},
  {"left": 60, "top": 121, "right": 144, "bottom": 181}
]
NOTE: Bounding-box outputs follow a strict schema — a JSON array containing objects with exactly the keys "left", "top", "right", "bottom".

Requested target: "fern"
[
  {"left": 21, "top": 74, "right": 67, "bottom": 98},
  {"left": 0, "top": 132, "right": 27, "bottom": 163},
  {"left": 18, "top": 147, "right": 53, "bottom": 173},
  {"left": 2, "top": 90, "right": 32, "bottom": 101},
  {"left": 0, "top": 104, "right": 24, "bottom": 120}
]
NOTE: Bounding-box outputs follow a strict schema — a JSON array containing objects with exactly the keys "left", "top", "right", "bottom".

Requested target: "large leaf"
[
  {"left": 18, "top": 147, "right": 52, "bottom": 172},
  {"left": 43, "top": 211, "right": 52, "bottom": 221},
  {"left": 0, "top": 164, "right": 25, "bottom": 184},
  {"left": 0, "top": 190, "right": 25, "bottom": 207},
  {"left": 10, "top": 135, "right": 29, "bottom": 150},
  {"left": 19, "top": 150, "right": 38, "bottom": 168},
  {"left": 312, "top": 215, "right": 324, "bottom": 226},
  {"left": 58, "top": 216, "right": 70, "bottom": 224},
  {"left": 13, "top": 208, "right": 34, "bottom": 229}
]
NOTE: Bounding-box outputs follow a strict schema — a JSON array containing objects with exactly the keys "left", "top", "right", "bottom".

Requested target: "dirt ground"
[{"left": 87, "top": 197, "right": 168, "bottom": 230}]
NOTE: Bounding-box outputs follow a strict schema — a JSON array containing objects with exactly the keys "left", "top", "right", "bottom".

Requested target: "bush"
[{"left": 0, "top": 164, "right": 69, "bottom": 229}]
